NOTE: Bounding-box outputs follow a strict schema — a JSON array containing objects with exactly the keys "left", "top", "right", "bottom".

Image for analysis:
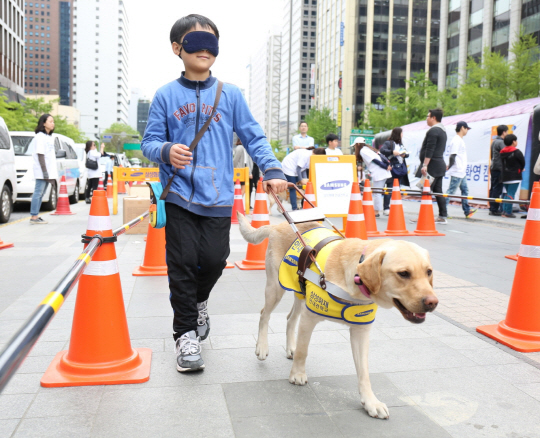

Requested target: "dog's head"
[{"left": 354, "top": 241, "right": 438, "bottom": 324}]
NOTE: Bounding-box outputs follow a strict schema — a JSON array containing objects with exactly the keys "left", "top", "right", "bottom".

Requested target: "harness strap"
[{"left": 297, "top": 235, "right": 344, "bottom": 286}]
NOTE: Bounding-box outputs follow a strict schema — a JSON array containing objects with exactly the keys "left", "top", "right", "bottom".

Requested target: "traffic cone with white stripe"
[
  {"left": 97, "top": 176, "right": 104, "bottom": 191},
  {"left": 414, "top": 178, "right": 444, "bottom": 236},
  {"left": 345, "top": 182, "right": 367, "bottom": 240},
  {"left": 132, "top": 223, "right": 168, "bottom": 276},
  {"left": 106, "top": 175, "right": 113, "bottom": 199},
  {"left": 51, "top": 175, "right": 75, "bottom": 215},
  {"left": 0, "top": 235, "right": 13, "bottom": 250},
  {"left": 235, "top": 180, "right": 269, "bottom": 270},
  {"left": 477, "top": 186, "right": 540, "bottom": 351},
  {"left": 362, "top": 180, "right": 386, "bottom": 237},
  {"left": 231, "top": 179, "right": 245, "bottom": 225},
  {"left": 303, "top": 181, "right": 316, "bottom": 209},
  {"left": 385, "top": 179, "right": 411, "bottom": 236},
  {"left": 41, "top": 190, "right": 151, "bottom": 386}
]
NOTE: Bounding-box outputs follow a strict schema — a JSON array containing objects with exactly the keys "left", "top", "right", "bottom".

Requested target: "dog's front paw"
[
  {"left": 255, "top": 343, "right": 269, "bottom": 361},
  {"left": 286, "top": 347, "right": 295, "bottom": 359},
  {"left": 362, "top": 398, "right": 389, "bottom": 419},
  {"left": 289, "top": 371, "right": 308, "bottom": 385}
]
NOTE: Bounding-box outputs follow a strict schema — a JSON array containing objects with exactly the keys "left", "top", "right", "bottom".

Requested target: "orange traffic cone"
[
  {"left": 231, "top": 179, "right": 245, "bottom": 224},
  {"left": 345, "top": 182, "right": 367, "bottom": 240},
  {"left": 0, "top": 235, "right": 14, "bottom": 250},
  {"left": 106, "top": 175, "right": 113, "bottom": 199},
  {"left": 362, "top": 180, "right": 385, "bottom": 237},
  {"left": 414, "top": 178, "right": 444, "bottom": 236},
  {"left": 41, "top": 190, "right": 151, "bottom": 387},
  {"left": 477, "top": 186, "right": 540, "bottom": 352},
  {"left": 303, "top": 181, "right": 316, "bottom": 209},
  {"left": 235, "top": 180, "right": 269, "bottom": 270},
  {"left": 118, "top": 179, "right": 127, "bottom": 194},
  {"left": 133, "top": 223, "right": 168, "bottom": 276},
  {"left": 51, "top": 175, "right": 75, "bottom": 215},
  {"left": 385, "top": 179, "right": 411, "bottom": 236},
  {"left": 225, "top": 261, "right": 235, "bottom": 269},
  {"left": 97, "top": 176, "right": 104, "bottom": 191}
]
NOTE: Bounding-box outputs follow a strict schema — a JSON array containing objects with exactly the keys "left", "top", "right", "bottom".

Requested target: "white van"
[
  {"left": 0, "top": 117, "right": 17, "bottom": 223},
  {"left": 10, "top": 131, "right": 82, "bottom": 210}
]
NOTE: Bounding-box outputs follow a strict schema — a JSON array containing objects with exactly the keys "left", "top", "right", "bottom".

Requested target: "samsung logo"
[
  {"left": 320, "top": 180, "right": 350, "bottom": 191},
  {"left": 130, "top": 172, "right": 144, "bottom": 177},
  {"left": 355, "top": 309, "right": 374, "bottom": 318}
]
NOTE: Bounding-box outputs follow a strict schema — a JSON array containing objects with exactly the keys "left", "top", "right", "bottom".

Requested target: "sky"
[{"left": 126, "top": 0, "right": 285, "bottom": 100}]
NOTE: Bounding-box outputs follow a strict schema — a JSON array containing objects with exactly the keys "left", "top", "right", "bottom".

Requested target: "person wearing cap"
[
  {"left": 354, "top": 137, "right": 392, "bottom": 217},
  {"left": 445, "top": 121, "right": 477, "bottom": 218}
]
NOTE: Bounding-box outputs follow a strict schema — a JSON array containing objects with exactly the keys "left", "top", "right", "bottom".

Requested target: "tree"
[
  {"left": 102, "top": 123, "right": 141, "bottom": 154},
  {"left": 269, "top": 139, "right": 286, "bottom": 162},
  {"left": 303, "top": 107, "right": 338, "bottom": 146}
]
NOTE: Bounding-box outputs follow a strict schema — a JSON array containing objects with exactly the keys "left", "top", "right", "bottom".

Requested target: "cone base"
[
  {"left": 366, "top": 231, "right": 387, "bottom": 237},
  {"left": 0, "top": 242, "right": 14, "bottom": 250},
  {"left": 235, "top": 260, "right": 266, "bottom": 270},
  {"left": 225, "top": 262, "right": 235, "bottom": 269},
  {"left": 50, "top": 211, "right": 75, "bottom": 215},
  {"left": 505, "top": 254, "right": 518, "bottom": 261},
  {"left": 477, "top": 322, "right": 540, "bottom": 352},
  {"left": 132, "top": 265, "right": 168, "bottom": 276},
  {"left": 41, "top": 348, "right": 152, "bottom": 387},
  {"left": 231, "top": 218, "right": 239, "bottom": 224},
  {"left": 384, "top": 230, "right": 412, "bottom": 236},
  {"left": 414, "top": 230, "right": 445, "bottom": 236}
]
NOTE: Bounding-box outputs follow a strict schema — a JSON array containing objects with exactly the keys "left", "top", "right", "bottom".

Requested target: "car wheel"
[
  {"left": 0, "top": 185, "right": 12, "bottom": 223},
  {"left": 69, "top": 181, "right": 80, "bottom": 204},
  {"left": 42, "top": 182, "right": 57, "bottom": 211}
]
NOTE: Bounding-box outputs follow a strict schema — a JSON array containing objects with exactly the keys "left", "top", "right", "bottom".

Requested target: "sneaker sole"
[{"left": 177, "top": 363, "right": 205, "bottom": 372}]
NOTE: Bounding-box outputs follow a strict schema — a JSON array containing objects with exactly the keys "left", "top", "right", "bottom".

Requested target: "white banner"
[
  {"left": 314, "top": 162, "right": 354, "bottom": 215},
  {"left": 402, "top": 113, "right": 531, "bottom": 200}
]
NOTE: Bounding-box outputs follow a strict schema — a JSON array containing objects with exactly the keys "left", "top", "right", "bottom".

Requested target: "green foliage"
[
  {"left": 270, "top": 139, "right": 286, "bottom": 162},
  {"left": 0, "top": 90, "right": 87, "bottom": 142},
  {"left": 102, "top": 123, "right": 141, "bottom": 154},
  {"left": 303, "top": 107, "right": 338, "bottom": 146}
]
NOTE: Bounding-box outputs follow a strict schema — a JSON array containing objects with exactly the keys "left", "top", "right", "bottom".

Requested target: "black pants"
[
  {"left": 165, "top": 203, "right": 231, "bottom": 339},
  {"left": 85, "top": 177, "right": 99, "bottom": 199},
  {"left": 431, "top": 176, "right": 447, "bottom": 217},
  {"left": 489, "top": 170, "right": 503, "bottom": 212},
  {"left": 104, "top": 171, "right": 112, "bottom": 187},
  {"left": 383, "top": 176, "right": 403, "bottom": 210}
]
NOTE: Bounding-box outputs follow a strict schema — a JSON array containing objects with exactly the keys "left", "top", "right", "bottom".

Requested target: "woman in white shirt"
[
  {"left": 354, "top": 137, "right": 392, "bottom": 216},
  {"left": 84, "top": 141, "right": 107, "bottom": 203},
  {"left": 30, "top": 114, "right": 57, "bottom": 224}
]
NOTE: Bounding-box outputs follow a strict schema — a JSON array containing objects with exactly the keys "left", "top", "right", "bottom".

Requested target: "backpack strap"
[{"left": 160, "top": 80, "right": 224, "bottom": 201}]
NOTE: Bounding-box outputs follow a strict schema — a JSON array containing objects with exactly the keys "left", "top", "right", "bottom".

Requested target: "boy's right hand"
[{"left": 170, "top": 144, "right": 193, "bottom": 169}]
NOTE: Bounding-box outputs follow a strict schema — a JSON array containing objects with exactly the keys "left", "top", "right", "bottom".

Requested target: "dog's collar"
[{"left": 354, "top": 249, "right": 372, "bottom": 299}]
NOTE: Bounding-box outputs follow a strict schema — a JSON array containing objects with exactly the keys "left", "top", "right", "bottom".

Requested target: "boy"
[
  {"left": 325, "top": 133, "right": 343, "bottom": 155},
  {"left": 141, "top": 15, "right": 287, "bottom": 372}
]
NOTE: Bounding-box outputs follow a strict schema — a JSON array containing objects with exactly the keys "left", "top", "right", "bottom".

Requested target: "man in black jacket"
[
  {"left": 489, "top": 125, "right": 508, "bottom": 216},
  {"left": 416, "top": 108, "right": 448, "bottom": 223}
]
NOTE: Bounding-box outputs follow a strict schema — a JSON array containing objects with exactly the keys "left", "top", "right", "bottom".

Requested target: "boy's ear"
[{"left": 172, "top": 42, "right": 182, "bottom": 57}]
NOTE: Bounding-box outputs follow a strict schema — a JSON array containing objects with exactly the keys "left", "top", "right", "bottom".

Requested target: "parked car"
[
  {"left": 129, "top": 158, "right": 142, "bottom": 167},
  {"left": 10, "top": 131, "right": 82, "bottom": 210},
  {"left": 0, "top": 117, "right": 17, "bottom": 223}
]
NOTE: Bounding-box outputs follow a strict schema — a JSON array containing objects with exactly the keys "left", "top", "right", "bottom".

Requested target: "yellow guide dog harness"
[{"left": 279, "top": 227, "right": 378, "bottom": 325}]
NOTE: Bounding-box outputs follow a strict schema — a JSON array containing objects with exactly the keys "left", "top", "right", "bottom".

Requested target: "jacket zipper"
[{"left": 188, "top": 82, "right": 201, "bottom": 204}]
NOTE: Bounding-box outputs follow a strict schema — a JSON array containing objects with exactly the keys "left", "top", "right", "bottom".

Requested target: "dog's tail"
[{"left": 237, "top": 212, "right": 272, "bottom": 244}]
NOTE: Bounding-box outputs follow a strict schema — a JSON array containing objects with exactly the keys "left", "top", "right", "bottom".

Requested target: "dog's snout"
[{"left": 422, "top": 295, "right": 439, "bottom": 311}]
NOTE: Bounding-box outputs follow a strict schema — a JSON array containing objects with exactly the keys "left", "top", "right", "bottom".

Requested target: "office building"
[
  {"left": 72, "top": 0, "right": 129, "bottom": 140},
  {"left": 438, "top": 0, "right": 540, "bottom": 89},
  {"left": 23, "top": 0, "right": 73, "bottom": 105},
  {"left": 137, "top": 99, "right": 150, "bottom": 137},
  {"left": 248, "top": 31, "right": 281, "bottom": 141},
  {"left": 1, "top": 0, "right": 24, "bottom": 102},
  {"left": 279, "top": 0, "right": 318, "bottom": 147},
  {"left": 340, "top": 0, "right": 440, "bottom": 147},
  {"left": 128, "top": 87, "right": 144, "bottom": 131}
]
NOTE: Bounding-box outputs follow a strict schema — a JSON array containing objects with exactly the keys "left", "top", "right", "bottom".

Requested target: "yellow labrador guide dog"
[{"left": 238, "top": 212, "right": 438, "bottom": 419}]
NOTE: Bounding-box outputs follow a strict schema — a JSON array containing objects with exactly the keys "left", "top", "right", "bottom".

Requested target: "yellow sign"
[
  {"left": 233, "top": 167, "right": 251, "bottom": 214},
  {"left": 337, "top": 97, "right": 342, "bottom": 127}
]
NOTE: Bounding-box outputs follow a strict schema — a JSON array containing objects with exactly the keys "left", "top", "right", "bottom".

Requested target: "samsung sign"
[{"left": 320, "top": 180, "right": 350, "bottom": 190}]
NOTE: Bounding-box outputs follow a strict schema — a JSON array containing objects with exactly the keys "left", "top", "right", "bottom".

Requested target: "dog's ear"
[{"left": 356, "top": 250, "right": 386, "bottom": 294}]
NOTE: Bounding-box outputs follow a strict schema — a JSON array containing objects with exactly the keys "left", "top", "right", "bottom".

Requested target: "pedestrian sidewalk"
[{"left": 0, "top": 196, "right": 540, "bottom": 437}]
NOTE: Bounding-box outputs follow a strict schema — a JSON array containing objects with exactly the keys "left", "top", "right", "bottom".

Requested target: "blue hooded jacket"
[{"left": 141, "top": 73, "right": 285, "bottom": 217}]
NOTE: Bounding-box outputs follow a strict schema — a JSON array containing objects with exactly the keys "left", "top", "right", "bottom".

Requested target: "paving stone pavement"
[{"left": 1, "top": 196, "right": 540, "bottom": 437}]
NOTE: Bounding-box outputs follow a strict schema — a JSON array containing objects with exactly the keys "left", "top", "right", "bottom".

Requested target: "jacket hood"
[{"left": 500, "top": 145, "right": 517, "bottom": 154}]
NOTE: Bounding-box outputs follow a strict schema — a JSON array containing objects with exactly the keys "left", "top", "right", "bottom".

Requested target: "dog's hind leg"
[
  {"left": 255, "top": 281, "right": 285, "bottom": 361},
  {"left": 289, "top": 307, "right": 321, "bottom": 385},
  {"left": 350, "top": 325, "right": 389, "bottom": 419},
  {"left": 285, "top": 296, "right": 303, "bottom": 359}
]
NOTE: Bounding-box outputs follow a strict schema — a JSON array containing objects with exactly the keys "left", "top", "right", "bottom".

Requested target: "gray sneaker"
[
  {"left": 175, "top": 330, "right": 204, "bottom": 372},
  {"left": 434, "top": 216, "right": 448, "bottom": 224},
  {"left": 197, "top": 300, "right": 210, "bottom": 341},
  {"left": 30, "top": 217, "right": 48, "bottom": 224}
]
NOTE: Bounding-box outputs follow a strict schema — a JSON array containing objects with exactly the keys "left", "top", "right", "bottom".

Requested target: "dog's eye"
[
  {"left": 427, "top": 269, "right": 433, "bottom": 276},
  {"left": 398, "top": 271, "right": 410, "bottom": 279}
]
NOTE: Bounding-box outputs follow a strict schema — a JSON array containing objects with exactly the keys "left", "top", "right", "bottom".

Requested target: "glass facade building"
[
  {"left": 59, "top": 1, "right": 71, "bottom": 105},
  {"left": 1, "top": 0, "right": 25, "bottom": 102}
]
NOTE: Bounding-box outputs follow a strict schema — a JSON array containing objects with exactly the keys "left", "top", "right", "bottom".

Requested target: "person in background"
[
  {"left": 30, "top": 114, "right": 57, "bottom": 224},
  {"left": 445, "top": 121, "right": 477, "bottom": 219},
  {"left": 355, "top": 137, "right": 392, "bottom": 217},
  {"left": 380, "top": 127, "right": 409, "bottom": 215},
  {"left": 292, "top": 121, "right": 314, "bottom": 150},
  {"left": 249, "top": 163, "right": 260, "bottom": 208},
  {"left": 500, "top": 134, "right": 525, "bottom": 218},
  {"left": 233, "top": 138, "right": 253, "bottom": 196},
  {"left": 104, "top": 155, "right": 114, "bottom": 189},
  {"left": 325, "top": 133, "right": 343, "bottom": 155},
  {"left": 84, "top": 141, "right": 107, "bottom": 204},
  {"left": 489, "top": 125, "right": 509, "bottom": 216},
  {"left": 416, "top": 108, "right": 448, "bottom": 224}
]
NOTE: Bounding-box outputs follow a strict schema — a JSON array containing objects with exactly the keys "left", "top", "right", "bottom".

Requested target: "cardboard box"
[
  {"left": 128, "top": 184, "right": 151, "bottom": 198},
  {"left": 123, "top": 196, "right": 151, "bottom": 234}
]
